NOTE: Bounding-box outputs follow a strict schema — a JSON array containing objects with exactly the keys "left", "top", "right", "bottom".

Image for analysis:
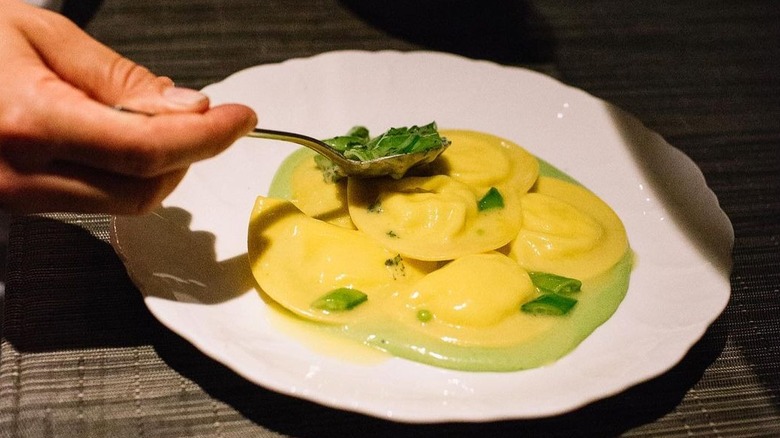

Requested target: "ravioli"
[
  {"left": 348, "top": 174, "right": 524, "bottom": 261},
  {"left": 397, "top": 252, "right": 535, "bottom": 328},
  {"left": 508, "top": 176, "right": 629, "bottom": 279},
  {"left": 425, "top": 130, "right": 539, "bottom": 195},
  {"left": 248, "top": 196, "right": 436, "bottom": 325},
  {"left": 347, "top": 131, "right": 537, "bottom": 261},
  {"left": 249, "top": 129, "right": 632, "bottom": 371},
  {"left": 269, "top": 146, "right": 355, "bottom": 229}
]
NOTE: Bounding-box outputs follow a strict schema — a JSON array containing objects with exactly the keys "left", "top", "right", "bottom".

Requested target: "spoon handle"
[
  {"left": 247, "top": 128, "right": 348, "bottom": 165},
  {"left": 113, "top": 106, "right": 355, "bottom": 172}
]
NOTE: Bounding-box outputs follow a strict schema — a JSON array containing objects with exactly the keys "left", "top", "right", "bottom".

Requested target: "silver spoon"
[
  {"left": 114, "top": 106, "right": 449, "bottom": 179},
  {"left": 247, "top": 128, "right": 449, "bottom": 179}
]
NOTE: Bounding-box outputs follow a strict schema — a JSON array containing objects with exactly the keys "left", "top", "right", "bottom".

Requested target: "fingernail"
[{"left": 163, "top": 87, "right": 208, "bottom": 107}]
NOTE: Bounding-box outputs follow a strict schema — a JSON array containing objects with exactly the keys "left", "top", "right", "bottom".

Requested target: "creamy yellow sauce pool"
[{"left": 249, "top": 130, "right": 632, "bottom": 371}]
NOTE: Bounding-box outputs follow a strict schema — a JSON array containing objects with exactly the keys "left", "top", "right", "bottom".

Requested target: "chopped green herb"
[
  {"left": 384, "top": 254, "right": 402, "bottom": 267},
  {"left": 416, "top": 309, "right": 433, "bottom": 322},
  {"left": 313, "top": 154, "right": 342, "bottom": 183},
  {"left": 521, "top": 294, "right": 578, "bottom": 316},
  {"left": 385, "top": 254, "right": 406, "bottom": 279},
  {"left": 316, "top": 122, "right": 450, "bottom": 182},
  {"left": 322, "top": 126, "right": 370, "bottom": 152},
  {"left": 311, "top": 287, "right": 367, "bottom": 312},
  {"left": 323, "top": 122, "right": 449, "bottom": 162},
  {"left": 529, "top": 272, "right": 582, "bottom": 294},
  {"left": 386, "top": 230, "right": 399, "bottom": 238},
  {"left": 478, "top": 187, "right": 504, "bottom": 211}
]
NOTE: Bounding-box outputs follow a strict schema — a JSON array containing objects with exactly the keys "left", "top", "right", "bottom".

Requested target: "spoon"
[
  {"left": 247, "top": 128, "right": 449, "bottom": 179},
  {"left": 114, "top": 106, "right": 449, "bottom": 179}
]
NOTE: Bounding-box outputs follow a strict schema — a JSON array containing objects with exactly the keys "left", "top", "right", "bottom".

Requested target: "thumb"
[
  {"left": 21, "top": 6, "right": 208, "bottom": 114},
  {"left": 116, "top": 82, "right": 212, "bottom": 115}
]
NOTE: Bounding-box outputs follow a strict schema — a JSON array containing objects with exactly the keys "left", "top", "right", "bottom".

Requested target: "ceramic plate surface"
[{"left": 111, "top": 51, "right": 733, "bottom": 423}]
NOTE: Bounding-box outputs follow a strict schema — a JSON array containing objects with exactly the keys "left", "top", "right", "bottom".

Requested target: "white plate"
[{"left": 110, "top": 51, "right": 733, "bottom": 423}]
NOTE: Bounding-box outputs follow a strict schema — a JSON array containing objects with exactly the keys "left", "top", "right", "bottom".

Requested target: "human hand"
[{"left": 0, "top": 0, "right": 258, "bottom": 214}]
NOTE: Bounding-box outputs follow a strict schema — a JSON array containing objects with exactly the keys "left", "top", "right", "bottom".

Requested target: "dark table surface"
[{"left": 2, "top": 1, "right": 779, "bottom": 436}]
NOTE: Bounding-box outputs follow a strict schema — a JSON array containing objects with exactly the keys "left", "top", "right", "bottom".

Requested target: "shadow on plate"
[
  {"left": 338, "top": 0, "right": 556, "bottom": 64},
  {"left": 111, "top": 207, "right": 255, "bottom": 305},
  {"left": 607, "top": 104, "right": 734, "bottom": 275}
]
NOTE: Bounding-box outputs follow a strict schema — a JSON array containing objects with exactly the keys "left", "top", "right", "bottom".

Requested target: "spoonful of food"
[
  {"left": 248, "top": 123, "right": 450, "bottom": 180},
  {"left": 115, "top": 106, "right": 449, "bottom": 180}
]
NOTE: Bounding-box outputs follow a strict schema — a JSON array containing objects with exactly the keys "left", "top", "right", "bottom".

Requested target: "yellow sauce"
[{"left": 249, "top": 130, "right": 632, "bottom": 371}]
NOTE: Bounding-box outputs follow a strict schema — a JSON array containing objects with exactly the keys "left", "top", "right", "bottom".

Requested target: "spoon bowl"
[{"left": 247, "top": 128, "right": 449, "bottom": 179}]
